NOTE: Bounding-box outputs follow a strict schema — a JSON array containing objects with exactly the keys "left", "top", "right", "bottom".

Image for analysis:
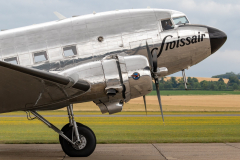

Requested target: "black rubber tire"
[
  {"left": 59, "top": 122, "right": 83, "bottom": 144},
  {"left": 59, "top": 124, "right": 96, "bottom": 157}
]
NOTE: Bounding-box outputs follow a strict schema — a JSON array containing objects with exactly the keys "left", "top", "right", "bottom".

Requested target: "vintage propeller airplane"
[{"left": 0, "top": 8, "right": 227, "bottom": 157}]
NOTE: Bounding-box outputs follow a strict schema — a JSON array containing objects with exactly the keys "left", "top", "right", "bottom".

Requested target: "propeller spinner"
[{"left": 144, "top": 42, "right": 165, "bottom": 122}]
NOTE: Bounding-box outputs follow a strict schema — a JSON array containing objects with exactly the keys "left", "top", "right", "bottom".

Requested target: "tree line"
[
  {"left": 153, "top": 76, "right": 240, "bottom": 90},
  {"left": 212, "top": 72, "right": 240, "bottom": 79}
]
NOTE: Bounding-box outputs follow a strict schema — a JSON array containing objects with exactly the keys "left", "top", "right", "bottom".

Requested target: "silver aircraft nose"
[{"left": 208, "top": 27, "right": 227, "bottom": 54}]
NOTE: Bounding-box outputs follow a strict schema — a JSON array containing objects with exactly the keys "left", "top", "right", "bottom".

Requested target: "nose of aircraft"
[{"left": 208, "top": 27, "right": 227, "bottom": 54}]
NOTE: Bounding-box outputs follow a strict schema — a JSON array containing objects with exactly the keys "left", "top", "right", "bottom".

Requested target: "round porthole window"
[{"left": 98, "top": 36, "right": 104, "bottom": 42}]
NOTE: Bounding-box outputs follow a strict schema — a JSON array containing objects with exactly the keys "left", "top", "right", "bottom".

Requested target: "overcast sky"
[{"left": 0, "top": 0, "right": 239, "bottom": 77}]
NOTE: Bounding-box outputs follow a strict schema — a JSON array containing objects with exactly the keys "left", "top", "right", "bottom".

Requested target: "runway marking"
[{"left": 152, "top": 143, "right": 168, "bottom": 160}]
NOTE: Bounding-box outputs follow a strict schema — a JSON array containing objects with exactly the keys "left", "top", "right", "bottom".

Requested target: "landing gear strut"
[
  {"left": 30, "top": 104, "right": 96, "bottom": 157},
  {"left": 182, "top": 69, "right": 189, "bottom": 90}
]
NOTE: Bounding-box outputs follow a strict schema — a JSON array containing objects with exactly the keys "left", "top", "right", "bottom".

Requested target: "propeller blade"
[
  {"left": 155, "top": 78, "right": 164, "bottom": 123},
  {"left": 146, "top": 40, "right": 164, "bottom": 122},
  {"left": 146, "top": 42, "right": 153, "bottom": 69},
  {"left": 152, "top": 49, "right": 158, "bottom": 73},
  {"left": 143, "top": 96, "right": 147, "bottom": 116}
]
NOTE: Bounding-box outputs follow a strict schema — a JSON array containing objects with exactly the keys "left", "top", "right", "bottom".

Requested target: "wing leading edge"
[{"left": 0, "top": 61, "right": 90, "bottom": 113}]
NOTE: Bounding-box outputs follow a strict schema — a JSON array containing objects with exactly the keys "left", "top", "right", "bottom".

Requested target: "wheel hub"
[{"left": 72, "top": 135, "right": 87, "bottom": 150}]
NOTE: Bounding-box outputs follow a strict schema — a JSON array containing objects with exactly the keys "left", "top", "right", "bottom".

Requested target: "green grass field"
[
  {"left": 0, "top": 111, "right": 239, "bottom": 144},
  {"left": 2, "top": 111, "right": 240, "bottom": 115},
  {"left": 148, "top": 90, "right": 240, "bottom": 96}
]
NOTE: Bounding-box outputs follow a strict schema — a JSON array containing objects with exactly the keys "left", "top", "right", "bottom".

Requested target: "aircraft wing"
[{"left": 0, "top": 61, "right": 90, "bottom": 113}]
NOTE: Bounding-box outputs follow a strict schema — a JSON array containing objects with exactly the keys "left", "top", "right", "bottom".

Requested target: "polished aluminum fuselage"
[
  {"left": 0, "top": 9, "right": 211, "bottom": 108},
  {"left": 0, "top": 9, "right": 210, "bottom": 73}
]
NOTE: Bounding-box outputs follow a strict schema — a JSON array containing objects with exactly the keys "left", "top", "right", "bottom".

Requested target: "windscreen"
[{"left": 173, "top": 16, "right": 189, "bottom": 25}]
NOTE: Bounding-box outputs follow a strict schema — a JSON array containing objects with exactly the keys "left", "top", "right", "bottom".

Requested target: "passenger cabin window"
[
  {"left": 34, "top": 51, "right": 48, "bottom": 63},
  {"left": 161, "top": 19, "right": 174, "bottom": 31},
  {"left": 173, "top": 16, "right": 189, "bottom": 25},
  {"left": 4, "top": 57, "right": 18, "bottom": 65},
  {"left": 63, "top": 46, "right": 77, "bottom": 57}
]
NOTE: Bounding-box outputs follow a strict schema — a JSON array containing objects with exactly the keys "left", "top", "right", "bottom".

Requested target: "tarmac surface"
[{"left": 0, "top": 143, "right": 240, "bottom": 160}]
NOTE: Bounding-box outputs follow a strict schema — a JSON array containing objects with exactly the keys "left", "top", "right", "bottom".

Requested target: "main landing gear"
[{"left": 30, "top": 104, "right": 96, "bottom": 157}]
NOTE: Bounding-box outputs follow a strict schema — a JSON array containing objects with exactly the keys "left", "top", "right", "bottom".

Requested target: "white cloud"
[{"left": 178, "top": 0, "right": 240, "bottom": 16}]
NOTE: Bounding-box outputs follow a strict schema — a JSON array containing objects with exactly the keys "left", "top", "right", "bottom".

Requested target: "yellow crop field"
[
  {"left": 59, "top": 95, "right": 240, "bottom": 112},
  {"left": 125, "top": 95, "right": 240, "bottom": 111},
  {"left": 165, "top": 77, "right": 229, "bottom": 83}
]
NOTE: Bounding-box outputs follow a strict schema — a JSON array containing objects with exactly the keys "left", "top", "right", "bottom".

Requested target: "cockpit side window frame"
[{"left": 160, "top": 18, "right": 174, "bottom": 31}]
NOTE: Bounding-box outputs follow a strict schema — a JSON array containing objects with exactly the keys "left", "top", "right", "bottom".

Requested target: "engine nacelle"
[{"left": 60, "top": 55, "right": 153, "bottom": 114}]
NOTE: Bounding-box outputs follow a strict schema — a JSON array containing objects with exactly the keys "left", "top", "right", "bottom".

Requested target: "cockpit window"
[
  {"left": 173, "top": 16, "right": 189, "bottom": 25},
  {"left": 161, "top": 19, "right": 174, "bottom": 31}
]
